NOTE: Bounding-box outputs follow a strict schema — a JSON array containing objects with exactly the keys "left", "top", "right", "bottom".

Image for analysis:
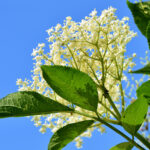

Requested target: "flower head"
[{"left": 17, "top": 7, "right": 137, "bottom": 148}]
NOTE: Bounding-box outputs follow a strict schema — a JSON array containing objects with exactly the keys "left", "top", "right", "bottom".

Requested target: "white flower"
[
  {"left": 75, "top": 137, "right": 83, "bottom": 148},
  {"left": 38, "top": 43, "right": 45, "bottom": 48},
  {"left": 39, "top": 127, "right": 46, "bottom": 134},
  {"left": 89, "top": 9, "right": 97, "bottom": 17},
  {"left": 34, "top": 121, "right": 42, "bottom": 127},
  {"left": 66, "top": 16, "right": 72, "bottom": 21},
  {"left": 132, "top": 53, "right": 136, "bottom": 57},
  {"left": 16, "top": 79, "right": 23, "bottom": 85},
  {"left": 17, "top": 7, "right": 139, "bottom": 149},
  {"left": 55, "top": 24, "right": 62, "bottom": 31}
]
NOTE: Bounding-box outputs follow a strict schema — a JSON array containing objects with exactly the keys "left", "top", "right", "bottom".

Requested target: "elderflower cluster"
[{"left": 17, "top": 7, "right": 137, "bottom": 148}]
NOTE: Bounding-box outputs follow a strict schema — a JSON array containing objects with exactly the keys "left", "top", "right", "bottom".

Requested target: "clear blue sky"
[{"left": 0, "top": 0, "right": 149, "bottom": 150}]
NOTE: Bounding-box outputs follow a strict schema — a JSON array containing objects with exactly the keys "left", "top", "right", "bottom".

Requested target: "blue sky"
[{"left": 0, "top": 0, "right": 149, "bottom": 150}]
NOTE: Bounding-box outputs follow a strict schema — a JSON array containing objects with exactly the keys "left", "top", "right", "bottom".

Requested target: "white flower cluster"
[{"left": 17, "top": 7, "right": 137, "bottom": 148}]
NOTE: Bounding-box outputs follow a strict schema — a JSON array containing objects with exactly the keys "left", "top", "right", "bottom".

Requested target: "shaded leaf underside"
[
  {"left": 48, "top": 120, "right": 94, "bottom": 150},
  {"left": 0, "top": 91, "right": 73, "bottom": 118}
]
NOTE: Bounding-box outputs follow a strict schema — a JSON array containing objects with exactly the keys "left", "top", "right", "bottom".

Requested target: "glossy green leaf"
[
  {"left": 41, "top": 65, "right": 98, "bottom": 112},
  {"left": 137, "top": 80, "right": 150, "bottom": 104},
  {"left": 48, "top": 120, "right": 94, "bottom": 150},
  {"left": 110, "top": 142, "right": 133, "bottom": 150},
  {"left": 121, "top": 98, "right": 148, "bottom": 135},
  {"left": 130, "top": 63, "right": 150, "bottom": 74},
  {"left": 0, "top": 91, "right": 73, "bottom": 118},
  {"left": 127, "top": 0, "right": 150, "bottom": 36},
  {"left": 146, "top": 21, "right": 150, "bottom": 49}
]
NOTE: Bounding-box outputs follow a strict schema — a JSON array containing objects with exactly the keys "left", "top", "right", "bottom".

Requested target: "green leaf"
[
  {"left": 137, "top": 80, "right": 150, "bottom": 104},
  {"left": 0, "top": 91, "right": 73, "bottom": 118},
  {"left": 41, "top": 65, "right": 98, "bottom": 112},
  {"left": 48, "top": 120, "right": 94, "bottom": 150},
  {"left": 121, "top": 98, "right": 148, "bottom": 135},
  {"left": 127, "top": 0, "right": 150, "bottom": 37},
  {"left": 146, "top": 21, "right": 150, "bottom": 49},
  {"left": 130, "top": 63, "right": 150, "bottom": 74},
  {"left": 110, "top": 142, "right": 133, "bottom": 150}
]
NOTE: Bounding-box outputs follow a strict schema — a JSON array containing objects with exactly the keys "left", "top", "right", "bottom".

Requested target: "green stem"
[
  {"left": 119, "top": 51, "right": 125, "bottom": 115},
  {"left": 90, "top": 123, "right": 102, "bottom": 128},
  {"left": 74, "top": 110, "right": 97, "bottom": 120},
  {"left": 74, "top": 110, "right": 147, "bottom": 149},
  {"left": 85, "top": 61, "right": 119, "bottom": 120},
  {"left": 98, "top": 113, "right": 121, "bottom": 125},
  {"left": 66, "top": 44, "right": 79, "bottom": 70},
  {"left": 85, "top": 61, "right": 101, "bottom": 85},
  {"left": 107, "top": 94, "right": 121, "bottom": 119},
  {"left": 119, "top": 82, "right": 125, "bottom": 114},
  {"left": 98, "top": 101, "right": 118, "bottom": 120},
  {"left": 96, "top": 112, "right": 145, "bottom": 150},
  {"left": 135, "top": 133, "right": 150, "bottom": 149},
  {"left": 79, "top": 48, "right": 99, "bottom": 61},
  {"left": 43, "top": 54, "right": 55, "bottom": 65},
  {"left": 95, "top": 43, "right": 121, "bottom": 120},
  {"left": 75, "top": 110, "right": 120, "bottom": 125},
  {"left": 100, "top": 85, "right": 121, "bottom": 120}
]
